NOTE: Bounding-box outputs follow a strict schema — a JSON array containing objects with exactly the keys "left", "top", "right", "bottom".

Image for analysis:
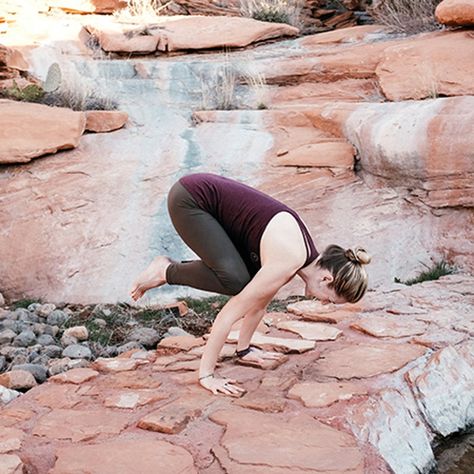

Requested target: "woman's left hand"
[{"left": 239, "top": 347, "right": 282, "bottom": 364}]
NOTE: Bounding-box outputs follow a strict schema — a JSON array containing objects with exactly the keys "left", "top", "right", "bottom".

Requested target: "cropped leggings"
[{"left": 165, "top": 181, "right": 252, "bottom": 296}]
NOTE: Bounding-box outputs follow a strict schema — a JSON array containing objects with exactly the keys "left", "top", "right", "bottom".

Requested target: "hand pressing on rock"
[
  {"left": 199, "top": 374, "right": 246, "bottom": 397},
  {"left": 237, "top": 345, "right": 282, "bottom": 364}
]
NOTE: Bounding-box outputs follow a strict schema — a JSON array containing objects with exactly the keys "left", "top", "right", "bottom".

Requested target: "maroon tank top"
[{"left": 179, "top": 173, "right": 318, "bottom": 276}]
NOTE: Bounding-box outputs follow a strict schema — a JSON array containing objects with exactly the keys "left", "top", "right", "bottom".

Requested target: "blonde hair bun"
[{"left": 345, "top": 247, "right": 371, "bottom": 265}]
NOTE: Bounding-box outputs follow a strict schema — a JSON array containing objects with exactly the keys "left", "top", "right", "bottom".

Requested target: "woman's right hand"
[{"left": 199, "top": 375, "right": 246, "bottom": 397}]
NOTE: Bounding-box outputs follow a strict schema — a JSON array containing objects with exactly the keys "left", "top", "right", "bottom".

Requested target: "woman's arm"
[{"left": 199, "top": 262, "right": 296, "bottom": 395}]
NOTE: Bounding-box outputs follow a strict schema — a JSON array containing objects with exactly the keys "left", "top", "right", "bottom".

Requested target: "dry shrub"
[
  {"left": 240, "top": 0, "right": 304, "bottom": 27},
  {"left": 115, "top": 0, "right": 170, "bottom": 22},
  {"left": 371, "top": 0, "right": 443, "bottom": 34}
]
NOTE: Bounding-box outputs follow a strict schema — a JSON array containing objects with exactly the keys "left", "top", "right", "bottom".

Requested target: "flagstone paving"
[{"left": 0, "top": 274, "right": 473, "bottom": 473}]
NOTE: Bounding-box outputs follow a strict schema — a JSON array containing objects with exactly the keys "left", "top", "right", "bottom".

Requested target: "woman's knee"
[{"left": 218, "top": 264, "right": 251, "bottom": 295}]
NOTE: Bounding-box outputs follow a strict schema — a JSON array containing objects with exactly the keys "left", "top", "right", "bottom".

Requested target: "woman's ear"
[{"left": 321, "top": 270, "right": 334, "bottom": 284}]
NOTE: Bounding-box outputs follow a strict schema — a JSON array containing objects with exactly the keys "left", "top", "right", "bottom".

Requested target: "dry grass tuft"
[
  {"left": 370, "top": 0, "right": 443, "bottom": 34},
  {"left": 115, "top": 0, "right": 170, "bottom": 23},
  {"left": 240, "top": 0, "right": 304, "bottom": 27}
]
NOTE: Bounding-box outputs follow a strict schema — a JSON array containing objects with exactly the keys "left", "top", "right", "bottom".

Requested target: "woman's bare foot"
[{"left": 130, "top": 256, "right": 173, "bottom": 301}]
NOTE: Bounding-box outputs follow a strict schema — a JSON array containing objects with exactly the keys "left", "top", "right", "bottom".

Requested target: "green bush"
[{"left": 394, "top": 261, "right": 455, "bottom": 286}]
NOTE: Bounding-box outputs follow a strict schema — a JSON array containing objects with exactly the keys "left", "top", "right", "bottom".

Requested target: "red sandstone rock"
[
  {"left": 0, "top": 100, "right": 86, "bottom": 164},
  {"left": 275, "top": 141, "right": 355, "bottom": 169},
  {"left": 163, "top": 300, "right": 189, "bottom": 316},
  {"left": 287, "top": 300, "right": 354, "bottom": 323},
  {"left": 97, "top": 370, "right": 161, "bottom": 389},
  {"left": 350, "top": 316, "right": 428, "bottom": 338},
  {"left": 316, "top": 343, "right": 427, "bottom": 379},
  {"left": 0, "top": 408, "right": 34, "bottom": 428},
  {"left": 50, "top": 439, "right": 196, "bottom": 473},
  {"left": 48, "top": 0, "right": 126, "bottom": 14},
  {"left": 406, "top": 345, "right": 474, "bottom": 436},
  {"left": 153, "top": 16, "right": 299, "bottom": 52},
  {"left": 63, "top": 325, "right": 89, "bottom": 341},
  {"left": 138, "top": 392, "right": 210, "bottom": 434},
  {"left": 210, "top": 408, "right": 364, "bottom": 471},
  {"left": 227, "top": 330, "right": 315, "bottom": 353},
  {"left": 0, "top": 427, "right": 24, "bottom": 454},
  {"left": 436, "top": 0, "right": 474, "bottom": 26},
  {"left": 0, "top": 454, "right": 24, "bottom": 474},
  {"left": 410, "top": 329, "right": 467, "bottom": 350},
  {"left": 156, "top": 358, "right": 201, "bottom": 372},
  {"left": 85, "top": 110, "right": 128, "bottom": 132},
  {"left": 31, "top": 383, "right": 81, "bottom": 409},
  {"left": 277, "top": 320, "right": 343, "bottom": 340},
  {"left": 236, "top": 352, "right": 288, "bottom": 370},
  {"left": 301, "top": 25, "right": 386, "bottom": 46},
  {"left": 376, "top": 32, "right": 474, "bottom": 101},
  {"left": 32, "top": 408, "right": 130, "bottom": 441},
  {"left": 235, "top": 388, "right": 287, "bottom": 413},
  {"left": 158, "top": 335, "right": 205, "bottom": 351},
  {"left": 50, "top": 367, "right": 99, "bottom": 384},
  {"left": 0, "top": 369, "right": 37, "bottom": 390},
  {"left": 288, "top": 381, "right": 367, "bottom": 408},
  {"left": 93, "top": 357, "right": 141, "bottom": 372},
  {"left": 104, "top": 389, "right": 167, "bottom": 408}
]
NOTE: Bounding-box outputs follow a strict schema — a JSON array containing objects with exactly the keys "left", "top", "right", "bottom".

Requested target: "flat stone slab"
[
  {"left": 104, "top": 389, "right": 168, "bottom": 409},
  {"left": 0, "top": 454, "right": 24, "bottom": 474},
  {"left": 32, "top": 409, "right": 130, "bottom": 442},
  {"left": 235, "top": 388, "right": 287, "bottom": 413},
  {"left": 50, "top": 439, "right": 196, "bottom": 474},
  {"left": 210, "top": 408, "right": 364, "bottom": 472},
  {"left": 350, "top": 316, "right": 428, "bottom": 338},
  {"left": 50, "top": 367, "right": 99, "bottom": 384},
  {"left": 316, "top": 343, "right": 427, "bottom": 379},
  {"left": 93, "top": 357, "right": 142, "bottom": 372},
  {"left": 158, "top": 335, "right": 205, "bottom": 351},
  {"left": 0, "top": 99, "right": 85, "bottom": 164},
  {"left": 235, "top": 352, "right": 288, "bottom": 370},
  {"left": 277, "top": 320, "right": 343, "bottom": 341},
  {"left": 227, "top": 330, "right": 315, "bottom": 353},
  {"left": 287, "top": 300, "right": 355, "bottom": 323},
  {"left": 31, "top": 383, "right": 81, "bottom": 409},
  {"left": 288, "top": 381, "right": 368, "bottom": 408}
]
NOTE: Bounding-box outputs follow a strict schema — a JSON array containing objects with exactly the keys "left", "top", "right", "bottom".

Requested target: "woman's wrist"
[{"left": 199, "top": 373, "right": 214, "bottom": 381}]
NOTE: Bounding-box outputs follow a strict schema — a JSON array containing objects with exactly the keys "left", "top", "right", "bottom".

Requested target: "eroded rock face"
[
  {"left": 436, "top": 0, "right": 474, "bottom": 26},
  {"left": 0, "top": 100, "right": 86, "bottom": 164},
  {"left": 47, "top": 0, "right": 126, "bottom": 14}
]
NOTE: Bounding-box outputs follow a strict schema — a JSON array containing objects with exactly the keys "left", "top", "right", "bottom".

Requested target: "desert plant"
[
  {"left": 370, "top": 0, "right": 443, "bottom": 34},
  {"left": 394, "top": 261, "right": 455, "bottom": 286},
  {"left": 240, "top": 0, "right": 304, "bottom": 26},
  {"left": 115, "top": 0, "right": 170, "bottom": 22},
  {"left": 200, "top": 62, "right": 240, "bottom": 110},
  {"left": 1, "top": 82, "right": 45, "bottom": 103}
]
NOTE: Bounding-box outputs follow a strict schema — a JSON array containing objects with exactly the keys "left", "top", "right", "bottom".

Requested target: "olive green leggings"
[{"left": 165, "top": 181, "right": 251, "bottom": 295}]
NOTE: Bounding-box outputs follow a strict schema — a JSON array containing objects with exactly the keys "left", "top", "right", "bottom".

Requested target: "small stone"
[
  {"left": 48, "top": 358, "right": 73, "bottom": 376},
  {"left": 17, "top": 310, "right": 38, "bottom": 323},
  {"left": 37, "top": 303, "right": 57, "bottom": 317},
  {"left": 276, "top": 320, "right": 343, "bottom": 341},
  {"left": 0, "top": 292, "right": 4, "bottom": 306},
  {"left": 13, "top": 308, "right": 30, "bottom": 321},
  {"left": 163, "top": 301, "right": 189, "bottom": 317},
  {"left": 37, "top": 334, "right": 55, "bottom": 346},
  {"left": 50, "top": 368, "right": 99, "bottom": 384},
  {"left": 0, "top": 356, "right": 6, "bottom": 371},
  {"left": 158, "top": 335, "right": 205, "bottom": 351},
  {"left": 42, "top": 344, "right": 63, "bottom": 358},
  {"left": 0, "top": 385, "right": 20, "bottom": 405},
  {"left": 62, "top": 344, "right": 92, "bottom": 360},
  {"left": 0, "top": 329, "right": 17, "bottom": 344},
  {"left": 31, "top": 323, "right": 47, "bottom": 336},
  {"left": 105, "top": 345, "right": 118, "bottom": 357},
  {"left": 61, "top": 334, "right": 78, "bottom": 347},
  {"left": 30, "top": 354, "right": 50, "bottom": 366},
  {"left": 63, "top": 326, "right": 89, "bottom": 341},
  {"left": 27, "top": 303, "right": 42, "bottom": 312},
  {"left": 10, "top": 353, "right": 29, "bottom": 366},
  {"left": 0, "top": 454, "right": 24, "bottom": 474},
  {"left": 93, "top": 357, "right": 140, "bottom": 372},
  {"left": 43, "top": 325, "right": 60, "bottom": 337},
  {"left": 93, "top": 318, "right": 107, "bottom": 328},
  {"left": 13, "top": 330, "right": 36, "bottom": 347},
  {"left": 0, "top": 370, "right": 37, "bottom": 390},
  {"left": 0, "top": 320, "right": 19, "bottom": 332},
  {"left": 46, "top": 310, "right": 68, "bottom": 326},
  {"left": 163, "top": 326, "right": 192, "bottom": 338},
  {"left": 117, "top": 341, "right": 143, "bottom": 354},
  {"left": 11, "top": 363, "right": 48, "bottom": 383},
  {"left": 126, "top": 327, "right": 160, "bottom": 348},
  {"left": 227, "top": 331, "right": 315, "bottom": 353}
]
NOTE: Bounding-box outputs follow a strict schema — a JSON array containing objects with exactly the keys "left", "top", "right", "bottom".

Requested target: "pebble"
[
  {"left": 117, "top": 341, "right": 143, "bottom": 354},
  {"left": 64, "top": 326, "right": 89, "bottom": 341},
  {"left": 61, "top": 334, "right": 78, "bottom": 347},
  {"left": 46, "top": 310, "right": 68, "bottom": 326},
  {"left": 32, "top": 323, "right": 48, "bottom": 336},
  {"left": 11, "top": 363, "right": 48, "bottom": 383},
  {"left": 164, "top": 326, "right": 193, "bottom": 338},
  {"left": 105, "top": 345, "right": 118, "bottom": 357},
  {"left": 0, "top": 369, "right": 37, "bottom": 390},
  {"left": 42, "top": 345, "right": 63, "bottom": 358},
  {"left": 0, "top": 329, "right": 17, "bottom": 345},
  {"left": 37, "top": 303, "right": 56, "bottom": 317},
  {"left": 0, "top": 320, "right": 19, "bottom": 333},
  {"left": 37, "top": 334, "right": 55, "bottom": 346},
  {"left": 0, "top": 355, "right": 6, "bottom": 371},
  {"left": 30, "top": 354, "right": 50, "bottom": 366},
  {"left": 93, "top": 318, "right": 107, "bottom": 328},
  {"left": 126, "top": 327, "right": 160, "bottom": 348},
  {"left": 43, "top": 325, "right": 59, "bottom": 337},
  {"left": 27, "top": 303, "right": 42, "bottom": 313},
  {"left": 0, "top": 292, "right": 4, "bottom": 306},
  {"left": 13, "top": 330, "right": 36, "bottom": 347},
  {"left": 48, "top": 357, "right": 89, "bottom": 376},
  {"left": 13, "top": 308, "right": 30, "bottom": 321},
  {"left": 62, "top": 344, "right": 92, "bottom": 360}
]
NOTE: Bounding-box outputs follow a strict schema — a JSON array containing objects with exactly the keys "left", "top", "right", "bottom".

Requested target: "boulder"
[
  {"left": 0, "top": 100, "right": 86, "bottom": 164},
  {"left": 376, "top": 31, "right": 474, "bottom": 101},
  {"left": 85, "top": 110, "right": 128, "bottom": 133},
  {"left": 47, "top": 0, "right": 126, "bottom": 14},
  {"left": 436, "top": 0, "right": 474, "bottom": 26}
]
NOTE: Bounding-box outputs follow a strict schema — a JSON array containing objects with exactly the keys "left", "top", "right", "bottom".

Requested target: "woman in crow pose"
[{"left": 130, "top": 173, "right": 371, "bottom": 396}]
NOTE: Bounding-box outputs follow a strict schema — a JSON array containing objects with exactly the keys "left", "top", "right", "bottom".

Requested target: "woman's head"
[{"left": 301, "top": 245, "right": 371, "bottom": 304}]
